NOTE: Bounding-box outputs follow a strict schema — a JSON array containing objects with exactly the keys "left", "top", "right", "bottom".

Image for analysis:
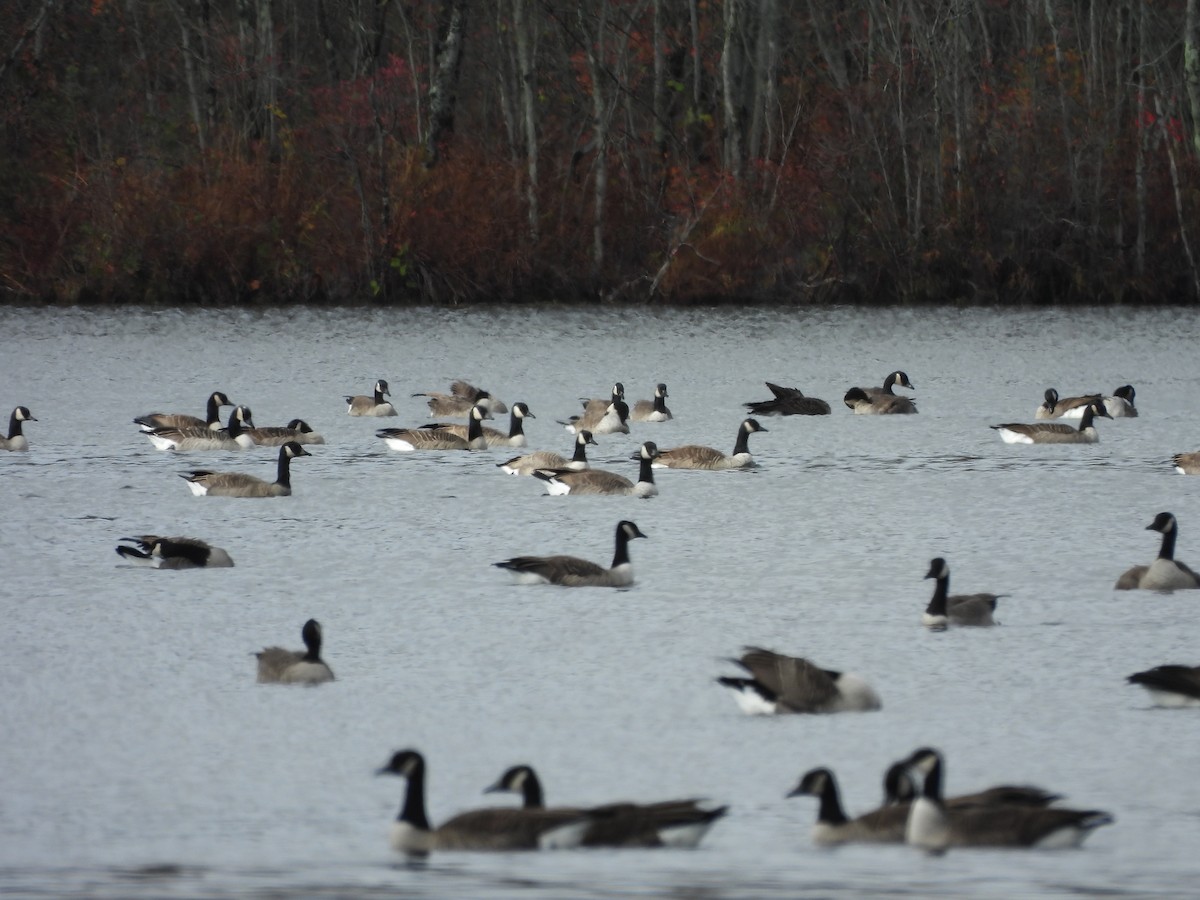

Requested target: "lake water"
[{"left": 1, "top": 303, "right": 1198, "bottom": 898}]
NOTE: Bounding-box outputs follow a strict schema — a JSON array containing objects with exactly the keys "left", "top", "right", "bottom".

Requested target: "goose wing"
[
  {"left": 496, "top": 554, "right": 607, "bottom": 583},
  {"left": 656, "top": 445, "right": 726, "bottom": 468},
  {"left": 735, "top": 647, "right": 838, "bottom": 712},
  {"left": 1127, "top": 664, "right": 1200, "bottom": 699},
  {"left": 256, "top": 647, "right": 304, "bottom": 682}
]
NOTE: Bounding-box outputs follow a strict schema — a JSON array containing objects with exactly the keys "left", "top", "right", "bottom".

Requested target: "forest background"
[{"left": 2, "top": 1, "right": 1199, "bottom": 306}]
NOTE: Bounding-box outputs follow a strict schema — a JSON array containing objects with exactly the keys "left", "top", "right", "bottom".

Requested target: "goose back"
[
  {"left": 717, "top": 646, "right": 881, "bottom": 715},
  {"left": 180, "top": 441, "right": 310, "bottom": 497},
  {"left": 992, "top": 402, "right": 1110, "bottom": 443},
  {"left": 653, "top": 419, "right": 765, "bottom": 470},
  {"left": 494, "top": 520, "right": 646, "bottom": 587},
  {"left": 499, "top": 431, "right": 596, "bottom": 475},
  {"left": 743, "top": 382, "right": 831, "bottom": 416},
  {"left": 134, "top": 391, "right": 231, "bottom": 433},
  {"left": 533, "top": 442, "right": 658, "bottom": 496},
  {"left": 346, "top": 380, "right": 396, "bottom": 416},
  {"left": 256, "top": 619, "right": 334, "bottom": 684},
  {"left": 116, "top": 535, "right": 234, "bottom": 569}
]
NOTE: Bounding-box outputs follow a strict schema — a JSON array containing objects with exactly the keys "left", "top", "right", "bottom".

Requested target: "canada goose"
[
  {"left": 0, "top": 406, "right": 36, "bottom": 451},
  {"left": 716, "top": 646, "right": 882, "bottom": 715},
  {"left": 144, "top": 405, "right": 256, "bottom": 451},
  {"left": 246, "top": 418, "right": 325, "bottom": 446},
  {"left": 484, "top": 764, "right": 727, "bottom": 848},
  {"left": 415, "top": 380, "right": 508, "bottom": 417},
  {"left": 255, "top": 619, "right": 334, "bottom": 684},
  {"left": 1172, "top": 452, "right": 1200, "bottom": 475},
  {"left": 847, "top": 370, "right": 915, "bottom": 404},
  {"left": 1126, "top": 664, "right": 1200, "bottom": 707},
  {"left": 562, "top": 400, "right": 630, "bottom": 436},
  {"left": 494, "top": 520, "right": 647, "bottom": 587},
  {"left": 991, "top": 401, "right": 1111, "bottom": 444},
  {"left": 653, "top": 418, "right": 766, "bottom": 470},
  {"left": 561, "top": 384, "right": 625, "bottom": 433},
  {"left": 376, "top": 749, "right": 592, "bottom": 855},
  {"left": 133, "top": 391, "right": 232, "bottom": 433},
  {"left": 346, "top": 379, "right": 397, "bottom": 416},
  {"left": 843, "top": 387, "right": 918, "bottom": 415},
  {"left": 922, "top": 558, "right": 1000, "bottom": 628},
  {"left": 1036, "top": 386, "right": 1137, "bottom": 420},
  {"left": 743, "top": 382, "right": 831, "bottom": 416},
  {"left": 882, "top": 763, "right": 1061, "bottom": 810},
  {"left": 902, "top": 748, "right": 1113, "bottom": 853},
  {"left": 376, "top": 404, "right": 492, "bottom": 451},
  {"left": 115, "top": 535, "right": 234, "bottom": 569},
  {"left": 419, "top": 402, "right": 533, "bottom": 448},
  {"left": 786, "top": 768, "right": 909, "bottom": 845},
  {"left": 1033, "top": 388, "right": 1102, "bottom": 420},
  {"left": 630, "top": 384, "right": 673, "bottom": 422},
  {"left": 1115, "top": 511, "right": 1200, "bottom": 591},
  {"left": 180, "top": 441, "right": 311, "bottom": 497},
  {"left": 532, "top": 441, "right": 659, "bottom": 497},
  {"left": 498, "top": 431, "right": 597, "bottom": 476}
]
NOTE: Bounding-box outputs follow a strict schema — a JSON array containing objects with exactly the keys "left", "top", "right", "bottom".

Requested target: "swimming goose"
[
  {"left": 246, "top": 418, "right": 325, "bottom": 446},
  {"left": 255, "top": 619, "right": 335, "bottom": 684},
  {"left": 1033, "top": 388, "right": 1102, "bottom": 420},
  {"left": 144, "top": 405, "right": 256, "bottom": 451},
  {"left": 484, "top": 764, "right": 726, "bottom": 848},
  {"left": 743, "top": 382, "right": 831, "bottom": 416},
  {"left": 494, "top": 520, "right": 647, "bottom": 587},
  {"left": 1115, "top": 511, "right": 1200, "bottom": 591},
  {"left": 843, "top": 387, "right": 918, "bottom": 415},
  {"left": 562, "top": 400, "right": 630, "bottom": 436},
  {"left": 532, "top": 442, "right": 659, "bottom": 497},
  {"left": 1036, "top": 386, "right": 1137, "bottom": 420},
  {"left": 902, "top": 748, "right": 1112, "bottom": 853},
  {"left": 376, "top": 404, "right": 492, "bottom": 451},
  {"left": 498, "top": 431, "right": 597, "bottom": 476},
  {"left": 419, "top": 402, "right": 533, "bottom": 448},
  {"left": 180, "top": 441, "right": 311, "bottom": 497},
  {"left": 786, "top": 768, "right": 909, "bottom": 845},
  {"left": 346, "top": 380, "right": 397, "bottom": 417},
  {"left": 578, "top": 384, "right": 625, "bottom": 419},
  {"left": 631, "top": 384, "right": 673, "bottom": 422},
  {"left": 376, "top": 750, "right": 592, "bottom": 855},
  {"left": 115, "top": 535, "right": 234, "bottom": 569},
  {"left": 415, "top": 380, "right": 508, "bottom": 417},
  {"left": 991, "top": 401, "right": 1111, "bottom": 444},
  {"left": 1172, "top": 452, "right": 1200, "bottom": 475},
  {"left": 922, "top": 558, "right": 1000, "bottom": 628},
  {"left": 1126, "top": 664, "right": 1200, "bottom": 707},
  {"left": 716, "top": 646, "right": 882, "bottom": 715},
  {"left": 653, "top": 418, "right": 766, "bottom": 470},
  {"left": 133, "top": 391, "right": 231, "bottom": 433},
  {"left": 883, "top": 763, "right": 1061, "bottom": 810},
  {"left": 0, "top": 406, "right": 36, "bottom": 451}
]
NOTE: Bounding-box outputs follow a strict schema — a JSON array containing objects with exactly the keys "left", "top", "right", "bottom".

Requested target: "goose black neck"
[
  {"left": 374, "top": 387, "right": 387, "bottom": 404},
  {"left": 398, "top": 763, "right": 431, "bottom": 829},
  {"left": 816, "top": 776, "right": 849, "bottom": 825},
  {"left": 1078, "top": 406, "right": 1096, "bottom": 430},
  {"left": 570, "top": 438, "right": 590, "bottom": 463},
  {"left": 275, "top": 449, "right": 295, "bottom": 487},
  {"left": 653, "top": 394, "right": 668, "bottom": 414},
  {"left": 302, "top": 632, "right": 322, "bottom": 664},
  {"left": 520, "top": 772, "right": 545, "bottom": 809},
  {"left": 926, "top": 574, "right": 949, "bottom": 616},
  {"left": 611, "top": 527, "right": 635, "bottom": 568},
  {"left": 206, "top": 394, "right": 225, "bottom": 426},
  {"left": 921, "top": 757, "right": 944, "bottom": 805},
  {"left": 226, "top": 411, "right": 247, "bottom": 437},
  {"left": 637, "top": 453, "right": 656, "bottom": 485},
  {"left": 1158, "top": 524, "right": 1178, "bottom": 560},
  {"left": 468, "top": 411, "right": 485, "bottom": 442},
  {"left": 732, "top": 426, "right": 753, "bottom": 455},
  {"left": 508, "top": 412, "right": 525, "bottom": 438},
  {"left": 7, "top": 410, "right": 23, "bottom": 439}
]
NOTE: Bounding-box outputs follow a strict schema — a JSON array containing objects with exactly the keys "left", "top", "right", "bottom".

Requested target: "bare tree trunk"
[
  {"left": 721, "top": 0, "right": 742, "bottom": 179},
  {"left": 1135, "top": 0, "right": 1147, "bottom": 277},
  {"left": 578, "top": 2, "right": 609, "bottom": 276},
  {"left": 1155, "top": 95, "right": 1200, "bottom": 298},
  {"left": 167, "top": 0, "right": 207, "bottom": 153},
  {"left": 1185, "top": 0, "right": 1200, "bottom": 157},
  {"left": 0, "top": 0, "right": 54, "bottom": 84},
  {"left": 652, "top": 0, "right": 665, "bottom": 154},
  {"left": 1043, "top": 0, "right": 1078, "bottom": 210},
  {"left": 513, "top": 0, "right": 539, "bottom": 239},
  {"left": 425, "top": 0, "right": 468, "bottom": 166}
]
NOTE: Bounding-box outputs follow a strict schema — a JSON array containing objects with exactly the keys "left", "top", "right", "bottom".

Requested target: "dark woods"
[{"left": 2, "top": 1, "right": 1198, "bottom": 306}]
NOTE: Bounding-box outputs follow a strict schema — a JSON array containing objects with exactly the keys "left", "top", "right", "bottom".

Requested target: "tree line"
[{"left": 1, "top": 0, "right": 1198, "bottom": 305}]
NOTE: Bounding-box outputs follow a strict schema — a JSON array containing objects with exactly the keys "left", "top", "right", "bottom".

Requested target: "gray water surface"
[{"left": 1, "top": 304, "right": 1198, "bottom": 898}]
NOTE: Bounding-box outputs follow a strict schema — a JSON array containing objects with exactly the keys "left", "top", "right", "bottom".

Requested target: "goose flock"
[{"left": 10, "top": 365, "right": 1196, "bottom": 869}]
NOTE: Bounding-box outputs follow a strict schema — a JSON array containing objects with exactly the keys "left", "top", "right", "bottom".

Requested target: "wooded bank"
[{"left": 2, "top": 1, "right": 1198, "bottom": 306}]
